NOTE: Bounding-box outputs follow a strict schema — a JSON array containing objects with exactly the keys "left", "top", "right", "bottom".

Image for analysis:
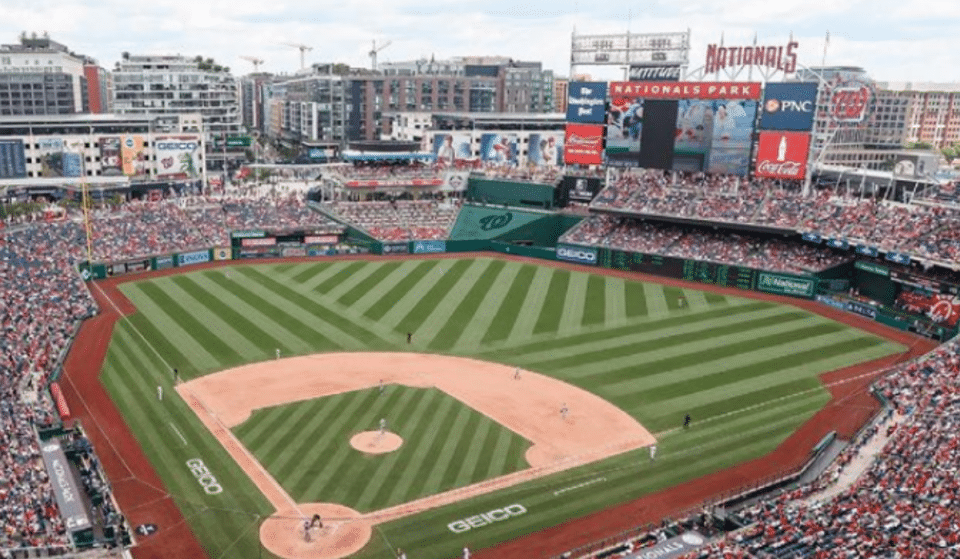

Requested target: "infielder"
[
  {"left": 275, "top": 348, "right": 280, "bottom": 360},
  {"left": 514, "top": 366, "right": 521, "bottom": 380},
  {"left": 560, "top": 403, "right": 569, "bottom": 420},
  {"left": 379, "top": 418, "right": 387, "bottom": 435},
  {"left": 649, "top": 444, "right": 657, "bottom": 460}
]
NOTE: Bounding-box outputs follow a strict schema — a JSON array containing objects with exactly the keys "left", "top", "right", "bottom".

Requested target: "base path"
[{"left": 178, "top": 352, "right": 656, "bottom": 559}]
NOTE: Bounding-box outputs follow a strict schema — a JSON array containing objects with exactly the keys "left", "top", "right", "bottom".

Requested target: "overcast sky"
[{"left": 2, "top": 0, "right": 956, "bottom": 84}]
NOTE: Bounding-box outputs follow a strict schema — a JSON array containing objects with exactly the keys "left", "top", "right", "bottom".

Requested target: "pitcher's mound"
[
  {"left": 260, "top": 503, "right": 370, "bottom": 559},
  {"left": 350, "top": 431, "right": 403, "bottom": 454}
]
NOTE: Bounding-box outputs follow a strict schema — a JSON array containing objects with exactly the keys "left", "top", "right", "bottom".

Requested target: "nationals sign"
[
  {"left": 754, "top": 131, "right": 811, "bottom": 179},
  {"left": 563, "top": 124, "right": 604, "bottom": 165},
  {"left": 610, "top": 81, "right": 761, "bottom": 100}
]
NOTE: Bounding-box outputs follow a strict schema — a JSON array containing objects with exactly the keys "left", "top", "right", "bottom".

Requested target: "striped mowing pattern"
[{"left": 104, "top": 257, "right": 906, "bottom": 559}]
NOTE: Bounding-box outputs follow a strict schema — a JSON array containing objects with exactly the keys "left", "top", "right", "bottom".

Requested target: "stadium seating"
[{"left": 323, "top": 199, "right": 460, "bottom": 241}]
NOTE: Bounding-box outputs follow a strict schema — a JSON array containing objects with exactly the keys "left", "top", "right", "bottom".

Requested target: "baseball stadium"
[{"left": 3, "top": 71, "right": 960, "bottom": 559}]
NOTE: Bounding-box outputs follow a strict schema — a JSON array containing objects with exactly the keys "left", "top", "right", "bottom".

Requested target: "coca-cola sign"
[
  {"left": 754, "top": 131, "right": 810, "bottom": 180},
  {"left": 563, "top": 124, "right": 604, "bottom": 165}
]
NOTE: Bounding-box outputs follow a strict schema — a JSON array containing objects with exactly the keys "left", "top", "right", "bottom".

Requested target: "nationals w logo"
[
  {"left": 479, "top": 212, "right": 513, "bottom": 231},
  {"left": 830, "top": 82, "right": 874, "bottom": 123}
]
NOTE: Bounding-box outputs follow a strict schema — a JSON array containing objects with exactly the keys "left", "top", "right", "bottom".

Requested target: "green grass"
[{"left": 100, "top": 256, "right": 907, "bottom": 559}]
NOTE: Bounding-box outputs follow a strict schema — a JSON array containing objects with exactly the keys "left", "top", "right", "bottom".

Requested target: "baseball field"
[{"left": 87, "top": 255, "right": 909, "bottom": 559}]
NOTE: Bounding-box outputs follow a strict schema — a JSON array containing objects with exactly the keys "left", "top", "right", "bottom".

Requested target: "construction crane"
[
  {"left": 239, "top": 55, "right": 265, "bottom": 73},
  {"left": 281, "top": 42, "right": 313, "bottom": 70},
  {"left": 369, "top": 39, "right": 392, "bottom": 71}
]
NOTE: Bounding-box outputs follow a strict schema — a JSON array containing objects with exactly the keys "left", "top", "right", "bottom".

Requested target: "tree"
[
  {"left": 941, "top": 144, "right": 960, "bottom": 163},
  {"left": 907, "top": 141, "right": 933, "bottom": 150}
]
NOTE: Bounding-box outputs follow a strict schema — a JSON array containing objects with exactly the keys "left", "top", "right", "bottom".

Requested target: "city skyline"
[{"left": 2, "top": 0, "right": 958, "bottom": 83}]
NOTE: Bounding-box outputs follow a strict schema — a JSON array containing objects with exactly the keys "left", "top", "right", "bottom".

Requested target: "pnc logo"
[
  {"left": 479, "top": 212, "right": 513, "bottom": 231},
  {"left": 765, "top": 99, "right": 813, "bottom": 113}
]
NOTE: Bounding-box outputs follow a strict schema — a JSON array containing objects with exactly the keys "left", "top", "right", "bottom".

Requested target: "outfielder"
[
  {"left": 157, "top": 385, "right": 162, "bottom": 401},
  {"left": 275, "top": 348, "right": 280, "bottom": 360},
  {"left": 649, "top": 444, "right": 657, "bottom": 460}
]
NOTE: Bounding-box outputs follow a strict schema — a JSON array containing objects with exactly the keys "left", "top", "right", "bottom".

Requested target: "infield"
[{"left": 95, "top": 256, "right": 909, "bottom": 559}]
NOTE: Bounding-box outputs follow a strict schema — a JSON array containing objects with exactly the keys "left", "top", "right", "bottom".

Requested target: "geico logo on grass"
[
  {"left": 447, "top": 504, "right": 526, "bottom": 533},
  {"left": 186, "top": 458, "right": 223, "bottom": 495},
  {"left": 557, "top": 247, "right": 597, "bottom": 262}
]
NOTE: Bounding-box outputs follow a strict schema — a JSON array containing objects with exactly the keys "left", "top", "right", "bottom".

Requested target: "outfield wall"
[{"left": 78, "top": 239, "right": 957, "bottom": 341}]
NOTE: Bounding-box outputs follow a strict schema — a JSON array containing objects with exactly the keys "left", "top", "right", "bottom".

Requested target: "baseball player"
[
  {"left": 560, "top": 403, "right": 569, "bottom": 420},
  {"left": 463, "top": 546, "right": 470, "bottom": 559},
  {"left": 157, "top": 385, "right": 162, "bottom": 401},
  {"left": 379, "top": 418, "right": 387, "bottom": 435},
  {"left": 397, "top": 549, "right": 407, "bottom": 559},
  {"left": 514, "top": 366, "right": 521, "bottom": 380},
  {"left": 303, "top": 519, "right": 311, "bottom": 542},
  {"left": 684, "top": 414, "right": 692, "bottom": 429},
  {"left": 275, "top": 348, "right": 280, "bottom": 360},
  {"left": 173, "top": 367, "right": 179, "bottom": 383},
  {"left": 649, "top": 444, "right": 657, "bottom": 461}
]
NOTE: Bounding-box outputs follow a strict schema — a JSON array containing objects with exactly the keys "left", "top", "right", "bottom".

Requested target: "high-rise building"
[
  {"left": 111, "top": 54, "right": 241, "bottom": 153},
  {"left": 877, "top": 82, "right": 960, "bottom": 149},
  {"left": 0, "top": 33, "right": 105, "bottom": 116}
]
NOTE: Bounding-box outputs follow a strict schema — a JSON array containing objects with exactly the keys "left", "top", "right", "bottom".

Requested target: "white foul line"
[{"left": 169, "top": 422, "right": 189, "bottom": 446}]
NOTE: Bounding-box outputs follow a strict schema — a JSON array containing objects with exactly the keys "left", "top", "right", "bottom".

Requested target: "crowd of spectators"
[
  {"left": 591, "top": 168, "right": 960, "bottom": 266},
  {"left": 561, "top": 215, "right": 851, "bottom": 274},
  {"left": 580, "top": 336, "right": 960, "bottom": 559},
  {"left": 0, "top": 223, "right": 96, "bottom": 550},
  {"left": 326, "top": 162, "right": 445, "bottom": 186},
  {"left": 471, "top": 162, "right": 564, "bottom": 185},
  {"left": 323, "top": 199, "right": 460, "bottom": 241}
]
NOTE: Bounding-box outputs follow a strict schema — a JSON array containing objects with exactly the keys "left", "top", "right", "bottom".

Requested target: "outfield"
[{"left": 95, "top": 256, "right": 907, "bottom": 559}]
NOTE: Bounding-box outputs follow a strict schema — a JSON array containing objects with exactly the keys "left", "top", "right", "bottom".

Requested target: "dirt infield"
[
  {"left": 178, "top": 352, "right": 656, "bottom": 558},
  {"left": 58, "top": 252, "right": 938, "bottom": 559}
]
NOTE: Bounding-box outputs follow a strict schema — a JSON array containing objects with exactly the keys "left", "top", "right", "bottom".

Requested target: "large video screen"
[{"left": 606, "top": 81, "right": 761, "bottom": 174}]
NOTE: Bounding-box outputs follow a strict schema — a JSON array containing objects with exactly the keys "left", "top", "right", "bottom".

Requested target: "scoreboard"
[{"left": 604, "top": 249, "right": 756, "bottom": 289}]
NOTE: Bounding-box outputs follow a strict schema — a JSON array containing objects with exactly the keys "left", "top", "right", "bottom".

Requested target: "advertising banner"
[
  {"left": 628, "top": 65, "right": 683, "bottom": 81},
  {"left": 855, "top": 261, "right": 890, "bottom": 276},
  {"left": 563, "top": 176, "right": 603, "bottom": 203},
  {"left": 154, "top": 255, "right": 174, "bottom": 270},
  {"left": 756, "top": 272, "right": 815, "bottom": 297},
  {"left": 826, "top": 238, "right": 849, "bottom": 250},
  {"left": 412, "top": 240, "right": 446, "bottom": 254},
  {"left": 306, "top": 245, "right": 337, "bottom": 257},
  {"left": 121, "top": 135, "right": 148, "bottom": 177},
  {"left": 480, "top": 134, "right": 518, "bottom": 166},
  {"left": 213, "top": 247, "right": 232, "bottom": 261},
  {"left": 856, "top": 246, "right": 879, "bottom": 257},
  {"left": 527, "top": 133, "right": 563, "bottom": 166},
  {"left": 37, "top": 138, "right": 83, "bottom": 178},
  {"left": 885, "top": 252, "right": 911, "bottom": 265},
  {"left": 155, "top": 136, "right": 202, "bottom": 179},
  {"left": 892, "top": 153, "right": 938, "bottom": 180},
  {"left": 99, "top": 136, "right": 123, "bottom": 176},
  {"left": 566, "top": 81, "right": 608, "bottom": 123},
  {"left": 40, "top": 440, "right": 91, "bottom": 533},
  {"left": 564, "top": 124, "right": 604, "bottom": 166},
  {"left": 231, "top": 230, "right": 266, "bottom": 238},
  {"left": 610, "top": 81, "right": 761, "bottom": 100},
  {"left": 0, "top": 139, "right": 27, "bottom": 179},
  {"left": 606, "top": 97, "right": 644, "bottom": 158},
  {"left": 241, "top": 237, "right": 277, "bottom": 247},
  {"left": 178, "top": 250, "right": 210, "bottom": 267},
  {"left": 816, "top": 295, "right": 848, "bottom": 311},
  {"left": 556, "top": 244, "right": 599, "bottom": 265},
  {"left": 281, "top": 246, "right": 306, "bottom": 257},
  {"left": 760, "top": 82, "right": 818, "bottom": 131},
  {"left": 847, "top": 300, "right": 878, "bottom": 319},
  {"left": 382, "top": 242, "right": 410, "bottom": 254},
  {"left": 433, "top": 133, "right": 472, "bottom": 165},
  {"left": 754, "top": 131, "right": 811, "bottom": 180},
  {"left": 622, "top": 531, "right": 705, "bottom": 559},
  {"left": 304, "top": 235, "right": 339, "bottom": 245}
]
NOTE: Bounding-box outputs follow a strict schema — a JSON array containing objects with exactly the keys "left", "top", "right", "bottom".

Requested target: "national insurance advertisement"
[
  {"left": 37, "top": 138, "right": 83, "bottom": 178},
  {"left": 0, "top": 139, "right": 27, "bottom": 179},
  {"left": 527, "top": 133, "right": 563, "bottom": 166},
  {"left": 155, "top": 136, "right": 202, "bottom": 179},
  {"left": 759, "top": 82, "right": 818, "bottom": 131},
  {"left": 121, "top": 135, "right": 148, "bottom": 177},
  {"left": 433, "top": 133, "right": 472, "bottom": 165},
  {"left": 480, "top": 134, "right": 518, "bottom": 165}
]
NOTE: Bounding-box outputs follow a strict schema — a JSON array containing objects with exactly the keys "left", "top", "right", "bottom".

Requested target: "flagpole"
[{"left": 822, "top": 30, "right": 830, "bottom": 68}]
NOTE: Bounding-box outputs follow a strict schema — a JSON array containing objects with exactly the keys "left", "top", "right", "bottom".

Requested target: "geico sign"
[
  {"left": 447, "top": 504, "right": 527, "bottom": 533},
  {"left": 186, "top": 458, "right": 223, "bottom": 495},
  {"left": 557, "top": 247, "right": 597, "bottom": 262},
  {"left": 157, "top": 142, "right": 198, "bottom": 150}
]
